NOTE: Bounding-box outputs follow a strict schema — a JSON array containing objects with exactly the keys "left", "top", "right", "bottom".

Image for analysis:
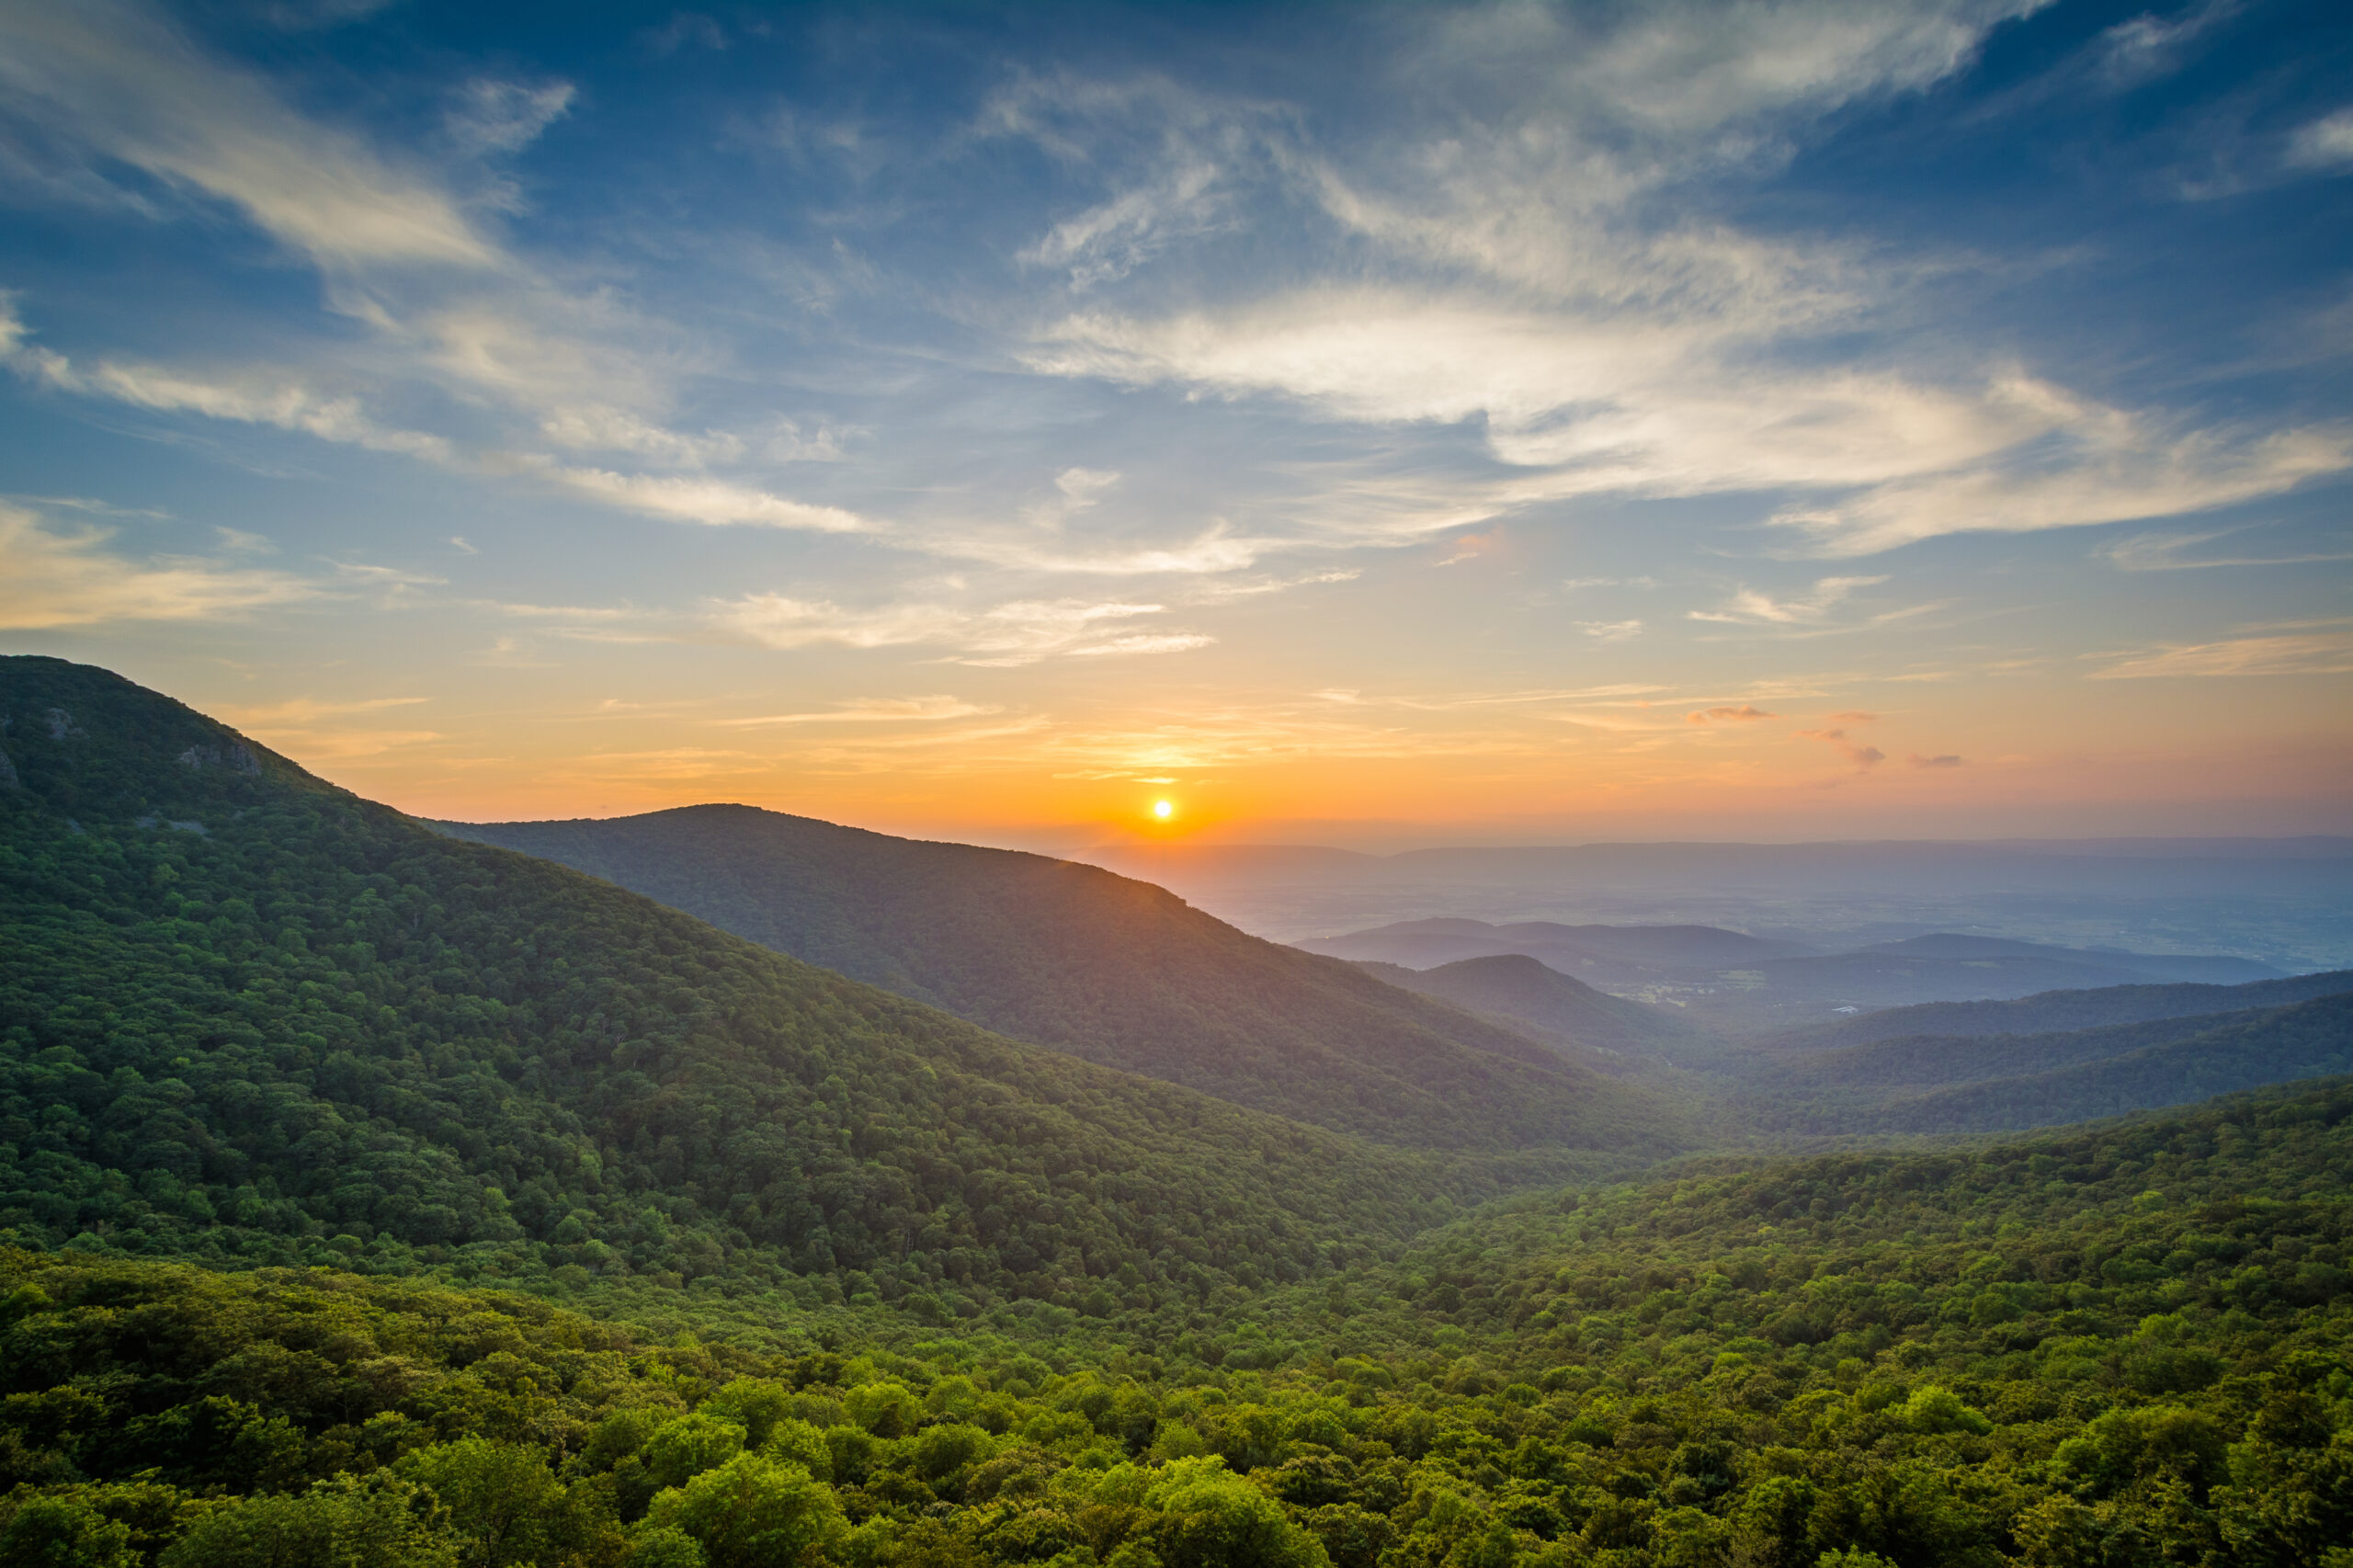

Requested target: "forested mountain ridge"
[
  {"left": 1349, "top": 956, "right": 1714, "bottom": 1067},
  {"left": 1863, "top": 993, "right": 2353, "bottom": 1134},
  {"left": 1731, "top": 994, "right": 2353, "bottom": 1135},
  {"left": 0, "top": 656, "right": 1678, "bottom": 1317},
  {"left": 7, "top": 1074, "right": 2353, "bottom": 1568},
  {"left": 1758, "top": 968, "right": 2353, "bottom": 1054},
  {"left": 438, "top": 805, "right": 1692, "bottom": 1153}
]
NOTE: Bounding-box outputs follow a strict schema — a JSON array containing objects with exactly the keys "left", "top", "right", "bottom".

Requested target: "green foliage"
[
  {"left": 0, "top": 1076, "right": 2348, "bottom": 1566},
  {"left": 0, "top": 656, "right": 1545, "bottom": 1314},
  {"left": 1747, "top": 995, "right": 2353, "bottom": 1133},
  {"left": 1764, "top": 971, "right": 2353, "bottom": 1054},
  {"left": 8, "top": 655, "right": 2353, "bottom": 1568},
  {"left": 439, "top": 807, "right": 1693, "bottom": 1156},
  {"left": 640, "top": 1455, "right": 845, "bottom": 1568},
  {"left": 156, "top": 1475, "right": 459, "bottom": 1568}
]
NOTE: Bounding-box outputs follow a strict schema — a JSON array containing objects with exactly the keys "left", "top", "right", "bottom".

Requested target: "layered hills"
[
  {"left": 1350, "top": 953, "right": 1718, "bottom": 1068},
  {"left": 6, "top": 661, "right": 2353, "bottom": 1568},
  {"left": 1734, "top": 987, "right": 2353, "bottom": 1134},
  {"left": 1302, "top": 914, "right": 2293, "bottom": 1032},
  {"left": 0, "top": 656, "right": 1677, "bottom": 1312},
  {"left": 7, "top": 1074, "right": 2352, "bottom": 1568},
  {"left": 1759, "top": 967, "right": 2353, "bottom": 1052},
  {"left": 439, "top": 805, "right": 1692, "bottom": 1153}
]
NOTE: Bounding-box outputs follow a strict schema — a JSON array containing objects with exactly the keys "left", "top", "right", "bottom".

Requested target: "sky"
[{"left": 0, "top": 0, "right": 2347, "bottom": 848}]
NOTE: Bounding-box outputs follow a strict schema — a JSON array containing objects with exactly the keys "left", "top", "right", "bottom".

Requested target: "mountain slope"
[
  {"left": 1878, "top": 994, "right": 2353, "bottom": 1133},
  {"left": 1741, "top": 994, "right": 2353, "bottom": 1135},
  {"left": 0, "top": 656, "right": 1664, "bottom": 1307},
  {"left": 1352, "top": 953, "right": 1712, "bottom": 1062},
  {"left": 439, "top": 804, "right": 1690, "bottom": 1153},
  {"left": 1756, "top": 1006, "right": 2286, "bottom": 1092},
  {"left": 1760, "top": 969, "right": 2353, "bottom": 1053},
  {"left": 1852, "top": 932, "right": 2280, "bottom": 983},
  {"left": 1296, "top": 917, "right": 1806, "bottom": 975}
]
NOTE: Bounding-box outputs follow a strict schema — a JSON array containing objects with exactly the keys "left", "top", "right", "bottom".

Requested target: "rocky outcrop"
[{"left": 176, "top": 742, "right": 262, "bottom": 775}]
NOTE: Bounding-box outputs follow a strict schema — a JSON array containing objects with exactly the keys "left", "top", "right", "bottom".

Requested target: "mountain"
[
  {"left": 1756, "top": 1006, "right": 2291, "bottom": 1093},
  {"left": 1295, "top": 915, "right": 2311, "bottom": 1034},
  {"left": 1760, "top": 968, "right": 2353, "bottom": 1053},
  {"left": 13, "top": 1074, "right": 2353, "bottom": 1568},
  {"left": 1871, "top": 994, "right": 2353, "bottom": 1133},
  {"left": 1296, "top": 917, "right": 1808, "bottom": 976},
  {"left": 438, "top": 805, "right": 1692, "bottom": 1153},
  {"left": 0, "top": 655, "right": 1670, "bottom": 1310},
  {"left": 1847, "top": 932, "right": 2282, "bottom": 984},
  {"left": 1351, "top": 954, "right": 1715, "bottom": 1064},
  {"left": 1741, "top": 994, "right": 2353, "bottom": 1135}
]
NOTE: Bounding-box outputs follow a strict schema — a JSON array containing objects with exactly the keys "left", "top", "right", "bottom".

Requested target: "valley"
[{"left": 2, "top": 655, "right": 2349, "bottom": 1568}]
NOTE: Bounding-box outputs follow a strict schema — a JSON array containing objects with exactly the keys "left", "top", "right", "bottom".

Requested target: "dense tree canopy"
[{"left": 3, "top": 1075, "right": 2352, "bottom": 1566}]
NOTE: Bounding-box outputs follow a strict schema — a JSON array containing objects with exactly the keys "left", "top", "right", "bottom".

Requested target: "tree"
[
  {"left": 157, "top": 1475, "right": 460, "bottom": 1568},
  {"left": 1143, "top": 1459, "right": 1331, "bottom": 1568},
  {"left": 640, "top": 1456, "right": 846, "bottom": 1568},
  {"left": 398, "top": 1438, "right": 566, "bottom": 1567}
]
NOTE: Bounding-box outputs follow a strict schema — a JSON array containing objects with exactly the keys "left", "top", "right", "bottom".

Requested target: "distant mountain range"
[
  {"left": 1298, "top": 915, "right": 2289, "bottom": 1030},
  {"left": 1086, "top": 839, "right": 2351, "bottom": 981},
  {"left": 1759, "top": 969, "right": 2353, "bottom": 1052},
  {"left": 438, "top": 805, "right": 1697, "bottom": 1156},
  {"left": 1741, "top": 992, "right": 2353, "bottom": 1135},
  {"left": 6, "top": 656, "right": 1541, "bottom": 1296},
  {"left": 1351, "top": 954, "right": 1721, "bottom": 1069}
]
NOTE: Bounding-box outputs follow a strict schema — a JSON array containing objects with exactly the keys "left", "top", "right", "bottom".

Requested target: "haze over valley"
[{"left": 1, "top": 4, "right": 2349, "bottom": 1566}]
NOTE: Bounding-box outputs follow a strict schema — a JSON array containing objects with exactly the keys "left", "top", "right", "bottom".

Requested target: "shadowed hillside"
[
  {"left": 1760, "top": 969, "right": 2353, "bottom": 1053},
  {"left": 0, "top": 656, "right": 1677, "bottom": 1313},
  {"left": 1350, "top": 954, "right": 1713, "bottom": 1065},
  {"left": 441, "top": 805, "right": 1696, "bottom": 1153}
]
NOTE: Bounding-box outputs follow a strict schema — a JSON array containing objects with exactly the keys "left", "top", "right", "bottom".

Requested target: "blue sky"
[{"left": 0, "top": 0, "right": 2347, "bottom": 842}]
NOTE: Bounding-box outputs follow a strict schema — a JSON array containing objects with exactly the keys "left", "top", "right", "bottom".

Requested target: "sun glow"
[{"left": 1152, "top": 799, "right": 1175, "bottom": 820}]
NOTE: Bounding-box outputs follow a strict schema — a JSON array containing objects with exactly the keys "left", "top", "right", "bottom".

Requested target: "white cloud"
[
  {"left": 709, "top": 593, "right": 1211, "bottom": 665},
  {"left": 212, "top": 695, "right": 428, "bottom": 724},
  {"left": 2089, "top": 622, "right": 2353, "bottom": 678},
  {"left": 1776, "top": 421, "right": 2353, "bottom": 555},
  {"left": 719, "top": 696, "right": 999, "bottom": 727},
  {"left": 536, "top": 406, "right": 746, "bottom": 466},
  {"left": 1063, "top": 632, "right": 1215, "bottom": 657},
  {"left": 0, "top": 0, "right": 494, "bottom": 270},
  {"left": 6, "top": 332, "right": 454, "bottom": 461},
  {"left": 1689, "top": 575, "right": 1887, "bottom": 625},
  {"left": 445, "top": 79, "right": 576, "bottom": 155},
  {"left": 2287, "top": 108, "right": 2353, "bottom": 169},
  {"left": 2098, "top": 528, "right": 2353, "bottom": 572},
  {"left": 1008, "top": 3, "right": 2347, "bottom": 562},
  {"left": 1031, "top": 292, "right": 2352, "bottom": 557},
  {"left": 0, "top": 503, "right": 317, "bottom": 628},
  {"left": 541, "top": 467, "right": 872, "bottom": 532}
]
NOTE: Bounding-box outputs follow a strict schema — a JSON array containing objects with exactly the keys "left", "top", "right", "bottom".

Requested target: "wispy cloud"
[
  {"left": 1689, "top": 575, "right": 1886, "bottom": 625},
  {"left": 708, "top": 594, "right": 1213, "bottom": 666},
  {"left": 444, "top": 78, "right": 575, "bottom": 155},
  {"left": 0, "top": 502, "right": 318, "bottom": 629},
  {"left": 0, "top": 0, "right": 494, "bottom": 269},
  {"left": 1687, "top": 705, "right": 1778, "bottom": 723},
  {"left": 2098, "top": 527, "right": 2353, "bottom": 572},
  {"left": 2088, "top": 622, "right": 2353, "bottom": 678},
  {"left": 542, "top": 467, "right": 873, "bottom": 533},
  {"left": 718, "top": 697, "right": 1000, "bottom": 728},
  {"left": 1796, "top": 727, "right": 1886, "bottom": 771},
  {"left": 2287, "top": 108, "right": 2353, "bottom": 169},
  {"left": 212, "top": 696, "right": 428, "bottom": 724}
]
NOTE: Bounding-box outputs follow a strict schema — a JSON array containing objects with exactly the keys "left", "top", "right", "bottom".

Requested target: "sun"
[{"left": 1152, "top": 800, "right": 1174, "bottom": 821}]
